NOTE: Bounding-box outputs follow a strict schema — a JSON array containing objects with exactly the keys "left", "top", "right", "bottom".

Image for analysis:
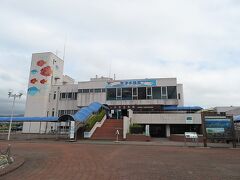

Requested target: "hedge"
[
  {"left": 85, "top": 109, "right": 106, "bottom": 132},
  {"left": 130, "top": 124, "right": 145, "bottom": 134}
]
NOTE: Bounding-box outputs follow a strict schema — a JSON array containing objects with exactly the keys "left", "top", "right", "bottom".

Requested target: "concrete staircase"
[{"left": 91, "top": 119, "right": 123, "bottom": 140}]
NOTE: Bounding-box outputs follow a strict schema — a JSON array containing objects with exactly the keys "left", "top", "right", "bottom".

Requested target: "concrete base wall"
[
  {"left": 169, "top": 134, "right": 203, "bottom": 142},
  {"left": 0, "top": 133, "right": 68, "bottom": 140},
  {"left": 126, "top": 134, "right": 151, "bottom": 141}
]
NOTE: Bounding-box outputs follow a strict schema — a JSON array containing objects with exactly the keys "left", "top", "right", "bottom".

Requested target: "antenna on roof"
[
  {"left": 63, "top": 35, "right": 67, "bottom": 61},
  {"left": 108, "top": 60, "right": 112, "bottom": 78}
]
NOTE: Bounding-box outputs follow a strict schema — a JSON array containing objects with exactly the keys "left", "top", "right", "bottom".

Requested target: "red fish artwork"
[
  {"left": 40, "top": 66, "right": 52, "bottom": 76},
  {"left": 30, "top": 78, "right": 38, "bottom": 84},
  {"left": 37, "top": 60, "right": 46, "bottom": 67},
  {"left": 40, "top": 79, "right": 47, "bottom": 84}
]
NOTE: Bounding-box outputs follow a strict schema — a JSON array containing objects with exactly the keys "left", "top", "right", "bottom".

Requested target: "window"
[
  {"left": 116, "top": 88, "right": 122, "bottom": 100},
  {"left": 83, "top": 89, "right": 89, "bottom": 93},
  {"left": 78, "top": 89, "right": 83, "bottom": 93},
  {"left": 152, "top": 87, "right": 161, "bottom": 99},
  {"left": 52, "top": 109, "right": 55, "bottom": 116},
  {"left": 161, "top": 87, "right": 167, "bottom": 99},
  {"left": 73, "top": 92, "right": 78, "bottom": 100},
  {"left": 167, "top": 86, "right": 177, "bottom": 99},
  {"left": 68, "top": 92, "right": 72, "bottom": 99},
  {"left": 106, "top": 88, "right": 116, "bottom": 100},
  {"left": 133, "top": 88, "right": 138, "bottom": 100},
  {"left": 122, "top": 88, "right": 132, "bottom": 100},
  {"left": 61, "top": 93, "right": 66, "bottom": 99},
  {"left": 102, "top": 88, "right": 106, "bottom": 92},
  {"left": 53, "top": 91, "right": 56, "bottom": 100},
  {"left": 94, "top": 89, "right": 102, "bottom": 93},
  {"left": 90, "top": 89, "right": 94, "bottom": 93},
  {"left": 138, "top": 87, "right": 146, "bottom": 100},
  {"left": 146, "top": 87, "right": 152, "bottom": 99},
  {"left": 178, "top": 93, "right": 181, "bottom": 100}
]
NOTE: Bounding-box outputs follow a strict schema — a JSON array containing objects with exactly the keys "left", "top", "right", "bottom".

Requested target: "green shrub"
[
  {"left": 85, "top": 109, "right": 106, "bottom": 131},
  {"left": 130, "top": 124, "right": 145, "bottom": 134}
]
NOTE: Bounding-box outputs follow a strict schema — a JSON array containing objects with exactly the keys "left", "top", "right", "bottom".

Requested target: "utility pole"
[{"left": 7, "top": 91, "right": 23, "bottom": 141}]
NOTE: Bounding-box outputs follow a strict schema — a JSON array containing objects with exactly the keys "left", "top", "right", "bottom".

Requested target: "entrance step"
[{"left": 91, "top": 119, "right": 123, "bottom": 140}]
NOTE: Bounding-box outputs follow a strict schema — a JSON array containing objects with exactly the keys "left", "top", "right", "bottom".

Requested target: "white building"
[{"left": 23, "top": 52, "right": 202, "bottom": 137}]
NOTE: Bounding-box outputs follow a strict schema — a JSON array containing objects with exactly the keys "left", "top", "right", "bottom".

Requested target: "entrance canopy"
[{"left": 64, "top": 102, "right": 103, "bottom": 122}]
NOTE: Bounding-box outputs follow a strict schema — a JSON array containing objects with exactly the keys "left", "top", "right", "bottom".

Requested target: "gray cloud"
[{"left": 0, "top": 0, "right": 240, "bottom": 115}]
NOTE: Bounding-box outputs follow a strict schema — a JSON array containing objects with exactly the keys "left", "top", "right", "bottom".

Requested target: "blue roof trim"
[
  {"left": 163, "top": 106, "right": 203, "bottom": 111},
  {"left": 234, "top": 115, "right": 240, "bottom": 122},
  {"left": 0, "top": 116, "right": 58, "bottom": 122}
]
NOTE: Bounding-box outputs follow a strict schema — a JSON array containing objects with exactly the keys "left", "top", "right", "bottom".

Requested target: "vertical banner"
[
  {"left": 145, "top": 125, "right": 150, "bottom": 136},
  {"left": 70, "top": 121, "right": 75, "bottom": 140}
]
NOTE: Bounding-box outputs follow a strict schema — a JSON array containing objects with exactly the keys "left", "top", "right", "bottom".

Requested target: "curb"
[{"left": 0, "top": 155, "right": 25, "bottom": 177}]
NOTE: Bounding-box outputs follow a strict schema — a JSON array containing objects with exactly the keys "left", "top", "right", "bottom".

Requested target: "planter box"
[{"left": 126, "top": 134, "right": 151, "bottom": 142}]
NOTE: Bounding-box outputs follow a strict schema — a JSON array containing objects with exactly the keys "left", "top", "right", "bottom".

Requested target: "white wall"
[
  {"left": 49, "top": 84, "right": 78, "bottom": 117},
  {"left": 177, "top": 84, "right": 184, "bottom": 106},
  {"left": 132, "top": 113, "right": 201, "bottom": 124}
]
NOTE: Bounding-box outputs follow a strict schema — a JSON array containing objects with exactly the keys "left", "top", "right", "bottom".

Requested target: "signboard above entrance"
[{"left": 106, "top": 79, "right": 157, "bottom": 88}]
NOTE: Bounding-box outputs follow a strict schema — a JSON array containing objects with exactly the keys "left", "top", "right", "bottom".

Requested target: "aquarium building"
[{"left": 22, "top": 52, "right": 202, "bottom": 138}]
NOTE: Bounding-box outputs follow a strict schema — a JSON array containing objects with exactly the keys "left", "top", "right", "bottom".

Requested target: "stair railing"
[{"left": 84, "top": 115, "right": 107, "bottom": 138}]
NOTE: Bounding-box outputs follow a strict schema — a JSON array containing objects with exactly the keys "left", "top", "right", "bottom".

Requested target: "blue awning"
[
  {"left": 88, "top": 102, "right": 102, "bottom": 112},
  {"left": 72, "top": 102, "right": 103, "bottom": 122},
  {"left": 163, "top": 106, "right": 202, "bottom": 111}
]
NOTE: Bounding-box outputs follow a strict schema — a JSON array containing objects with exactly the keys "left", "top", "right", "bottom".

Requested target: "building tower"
[{"left": 22, "top": 52, "right": 64, "bottom": 133}]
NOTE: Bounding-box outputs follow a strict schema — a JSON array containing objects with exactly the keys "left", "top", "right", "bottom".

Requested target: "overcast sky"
[{"left": 0, "top": 0, "right": 240, "bottom": 115}]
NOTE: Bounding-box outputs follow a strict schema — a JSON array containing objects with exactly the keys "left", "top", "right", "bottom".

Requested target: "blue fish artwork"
[
  {"left": 31, "top": 69, "right": 38, "bottom": 75},
  {"left": 28, "top": 86, "right": 40, "bottom": 96},
  {"left": 55, "top": 65, "right": 59, "bottom": 70}
]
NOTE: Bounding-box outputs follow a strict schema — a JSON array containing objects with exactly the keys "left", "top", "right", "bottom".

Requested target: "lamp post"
[{"left": 7, "top": 91, "right": 23, "bottom": 141}]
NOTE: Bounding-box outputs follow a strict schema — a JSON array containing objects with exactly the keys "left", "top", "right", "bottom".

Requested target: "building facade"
[{"left": 23, "top": 52, "right": 202, "bottom": 137}]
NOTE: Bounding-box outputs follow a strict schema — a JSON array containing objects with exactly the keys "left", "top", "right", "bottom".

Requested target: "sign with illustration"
[
  {"left": 106, "top": 79, "right": 157, "bottom": 88},
  {"left": 205, "top": 118, "right": 232, "bottom": 139}
]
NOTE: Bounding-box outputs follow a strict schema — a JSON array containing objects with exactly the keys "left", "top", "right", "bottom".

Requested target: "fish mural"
[
  {"left": 55, "top": 65, "right": 59, "bottom": 70},
  {"left": 30, "top": 78, "right": 38, "bottom": 84},
  {"left": 30, "top": 69, "right": 38, "bottom": 75},
  {"left": 40, "top": 79, "right": 47, "bottom": 84},
  {"left": 28, "top": 86, "right": 40, "bottom": 96},
  {"left": 37, "top": 60, "right": 46, "bottom": 67},
  {"left": 40, "top": 66, "right": 52, "bottom": 76}
]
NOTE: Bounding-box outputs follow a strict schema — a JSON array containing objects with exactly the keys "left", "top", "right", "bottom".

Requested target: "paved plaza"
[{"left": 1, "top": 141, "right": 240, "bottom": 180}]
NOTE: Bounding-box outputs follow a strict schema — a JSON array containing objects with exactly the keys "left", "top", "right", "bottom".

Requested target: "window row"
[
  {"left": 58, "top": 110, "right": 78, "bottom": 117},
  {"left": 106, "top": 86, "right": 177, "bottom": 100},
  {"left": 59, "top": 92, "right": 78, "bottom": 100},
  {"left": 78, "top": 88, "right": 106, "bottom": 93}
]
